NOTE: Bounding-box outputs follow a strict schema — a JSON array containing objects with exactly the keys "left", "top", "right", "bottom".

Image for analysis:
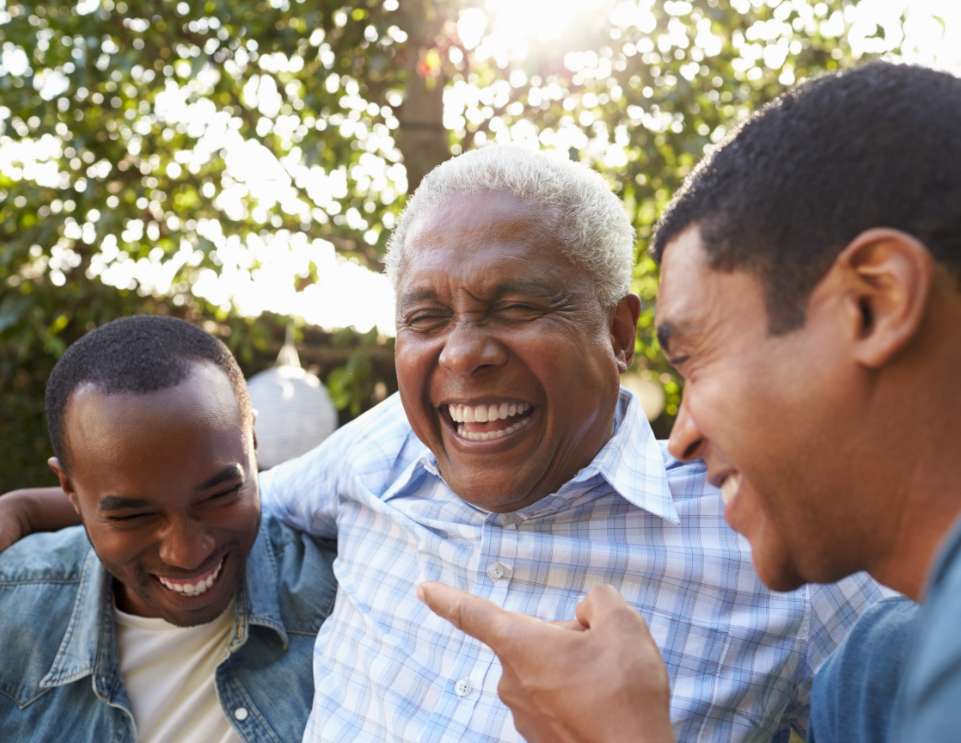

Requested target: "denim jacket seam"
[
  {"left": 0, "top": 681, "right": 55, "bottom": 710},
  {"left": 0, "top": 577, "right": 81, "bottom": 586},
  {"left": 244, "top": 522, "right": 290, "bottom": 650},
  {"left": 42, "top": 553, "right": 97, "bottom": 686}
]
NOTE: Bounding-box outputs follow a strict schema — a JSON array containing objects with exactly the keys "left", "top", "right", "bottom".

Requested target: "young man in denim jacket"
[{"left": 0, "top": 315, "right": 337, "bottom": 742}]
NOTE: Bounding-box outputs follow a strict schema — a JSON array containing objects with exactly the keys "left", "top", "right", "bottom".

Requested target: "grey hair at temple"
[{"left": 385, "top": 146, "right": 636, "bottom": 309}]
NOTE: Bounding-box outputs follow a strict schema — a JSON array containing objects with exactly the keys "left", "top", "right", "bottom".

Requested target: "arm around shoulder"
[{"left": 0, "top": 487, "right": 80, "bottom": 553}]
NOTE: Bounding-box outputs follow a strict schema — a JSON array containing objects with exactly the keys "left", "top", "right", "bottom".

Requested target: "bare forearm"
[{"left": 0, "top": 487, "right": 80, "bottom": 551}]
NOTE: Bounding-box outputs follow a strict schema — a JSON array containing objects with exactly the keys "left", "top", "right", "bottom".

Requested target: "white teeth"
[
  {"left": 456, "top": 413, "right": 534, "bottom": 441},
  {"left": 720, "top": 473, "right": 742, "bottom": 506},
  {"left": 448, "top": 401, "right": 532, "bottom": 425},
  {"left": 158, "top": 559, "right": 223, "bottom": 596}
]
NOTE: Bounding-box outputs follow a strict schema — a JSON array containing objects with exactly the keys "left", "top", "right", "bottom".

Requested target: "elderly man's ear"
[
  {"left": 832, "top": 228, "right": 934, "bottom": 369},
  {"left": 610, "top": 293, "right": 642, "bottom": 373}
]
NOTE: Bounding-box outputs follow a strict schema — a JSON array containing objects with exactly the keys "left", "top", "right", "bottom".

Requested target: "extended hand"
[{"left": 417, "top": 582, "right": 676, "bottom": 743}]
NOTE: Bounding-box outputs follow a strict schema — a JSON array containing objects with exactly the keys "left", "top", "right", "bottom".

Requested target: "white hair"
[{"left": 385, "top": 146, "right": 635, "bottom": 308}]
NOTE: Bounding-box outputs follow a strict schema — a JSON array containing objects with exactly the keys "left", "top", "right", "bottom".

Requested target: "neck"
[{"left": 863, "top": 289, "right": 961, "bottom": 601}]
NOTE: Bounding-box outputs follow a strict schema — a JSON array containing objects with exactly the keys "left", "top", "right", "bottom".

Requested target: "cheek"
[
  {"left": 90, "top": 527, "right": 151, "bottom": 571},
  {"left": 394, "top": 338, "right": 436, "bottom": 401}
]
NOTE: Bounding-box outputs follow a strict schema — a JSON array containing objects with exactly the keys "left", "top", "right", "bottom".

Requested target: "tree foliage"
[{"left": 1, "top": 0, "right": 890, "bottom": 488}]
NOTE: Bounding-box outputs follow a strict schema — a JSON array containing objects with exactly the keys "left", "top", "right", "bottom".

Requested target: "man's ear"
[
  {"left": 48, "top": 457, "right": 82, "bottom": 516},
  {"left": 835, "top": 228, "right": 933, "bottom": 368},
  {"left": 609, "top": 293, "right": 642, "bottom": 373}
]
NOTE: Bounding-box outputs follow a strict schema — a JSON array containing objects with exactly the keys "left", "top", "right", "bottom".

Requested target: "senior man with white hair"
[{"left": 254, "top": 146, "right": 881, "bottom": 742}]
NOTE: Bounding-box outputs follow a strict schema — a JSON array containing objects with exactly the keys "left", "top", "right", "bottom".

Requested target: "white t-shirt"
[{"left": 114, "top": 600, "right": 243, "bottom": 743}]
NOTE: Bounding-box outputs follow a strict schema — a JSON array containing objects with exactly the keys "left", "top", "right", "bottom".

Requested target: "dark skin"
[
  {"left": 420, "top": 225, "right": 961, "bottom": 742},
  {"left": 395, "top": 189, "right": 641, "bottom": 513},
  {"left": 48, "top": 362, "right": 261, "bottom": 627},
  {"left": 660, "top": 225, "right": 961, "bottom": 598}
]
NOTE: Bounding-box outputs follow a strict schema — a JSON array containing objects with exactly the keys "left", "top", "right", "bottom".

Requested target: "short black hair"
[
  {"left": 652, "top": 61, "right": 961, "bottom": 333},
  {"left": 46, "top": 315, "right": 252, "bottom": 475}
]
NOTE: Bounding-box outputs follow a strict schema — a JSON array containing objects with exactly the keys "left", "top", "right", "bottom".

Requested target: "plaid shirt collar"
[{"left": 417, "top": 387, "right": 679, "bottom": 524}]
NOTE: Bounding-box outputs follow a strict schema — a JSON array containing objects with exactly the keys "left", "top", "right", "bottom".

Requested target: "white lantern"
[{"left": 246, "top": 332, "right": 338, "bottom": 469}]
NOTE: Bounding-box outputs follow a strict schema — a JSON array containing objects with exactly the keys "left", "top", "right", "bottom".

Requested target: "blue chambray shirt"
[
  {"left": 260, "top": 389, "right": 883, "bottom": 743},
  {"left": 0, "top": 516, "right": 337, "bottom": 742}
]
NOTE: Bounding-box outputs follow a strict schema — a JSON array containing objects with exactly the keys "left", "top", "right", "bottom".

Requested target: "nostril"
[{"left": 682, "top": 440, "right": 701, "bottom": 461}]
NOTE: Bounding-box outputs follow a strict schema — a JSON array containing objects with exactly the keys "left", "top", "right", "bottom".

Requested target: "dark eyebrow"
[
  {"left": 197, "top": 464, "right": 244, "bottom": 492},
  {"left": 99, "top": 495, "right": 149, "bottom": 512},
  {"left": 98, "top": 465, "right": 243, "bottom": 512}
]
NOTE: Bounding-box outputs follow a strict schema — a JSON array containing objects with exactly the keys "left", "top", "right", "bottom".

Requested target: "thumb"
[{"left": 418, "top": 581, "right": 510, "bottom": 650}]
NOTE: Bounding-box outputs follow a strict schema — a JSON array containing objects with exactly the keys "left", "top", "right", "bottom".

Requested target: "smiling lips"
[
  {"left": 447, "top": 402, "right": 534, "bottom": 442},
  {"left": 156, "top": 557, "right": 224, "bottom": 597}
]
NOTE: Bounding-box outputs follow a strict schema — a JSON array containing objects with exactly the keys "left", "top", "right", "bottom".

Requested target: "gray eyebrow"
[{"left": 398, "top": 281, "right": 559, "bottom": 313}]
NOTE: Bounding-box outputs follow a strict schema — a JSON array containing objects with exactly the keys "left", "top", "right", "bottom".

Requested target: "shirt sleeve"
[
  {"left": 779, "top": 571, "right": 884, "bottom": 738},
  {"left": 896, "top": 549, "right": 961, "bottom": 742},
  {"left": 257, "top": 427, "right": 349, "bottom": 540},
  {"left": 808, "top": 597, "right": 918, "bottom": 743}
]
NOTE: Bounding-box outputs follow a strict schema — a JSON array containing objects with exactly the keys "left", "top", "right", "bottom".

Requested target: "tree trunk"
[{"left": 394, "top": 0, "right": 451, "bottom": 194}]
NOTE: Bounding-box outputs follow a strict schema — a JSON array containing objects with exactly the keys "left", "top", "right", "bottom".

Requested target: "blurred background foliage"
[{"left": 0, "top": 0, "right": 922, "bottom": 488}]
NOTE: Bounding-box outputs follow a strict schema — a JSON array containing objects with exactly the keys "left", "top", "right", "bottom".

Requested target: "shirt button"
[
  {"left": 487, "top": 562, "right": 512, "bottom": 581},
  {"left": 455, "top": 679, "right": 472, "bottom": 697},
  {"left": 496, "top": 513, "right": 515, "bottom": 526},
  {"left": 233, "top": 707, "right": 249, "bottom": 721}
]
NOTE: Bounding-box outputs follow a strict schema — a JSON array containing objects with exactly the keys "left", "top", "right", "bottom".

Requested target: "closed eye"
[
  {"left": 107, "top": 512, "right": 153, "bottom": 523},
  {"left": 206, "top": 484, "right": 242, "bottom": 503},
  {"left": 496, "top": 303, "right": 543, "bottom": 319}
]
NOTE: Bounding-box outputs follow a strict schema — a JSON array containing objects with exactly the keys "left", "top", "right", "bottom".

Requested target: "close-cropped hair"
[
  {"left": 45, "top": 315, "right": 252, "bottom": 476},
  {"left": 385, "top": 145, "right": 636, "bottom": 309},
  {"left": 651, "top": 61, "right": 961, "bottom": 334}
]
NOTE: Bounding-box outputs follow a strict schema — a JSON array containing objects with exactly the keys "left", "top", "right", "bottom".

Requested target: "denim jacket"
[{"left": 0, "top": 516, "right": 337, "bottom": 742}]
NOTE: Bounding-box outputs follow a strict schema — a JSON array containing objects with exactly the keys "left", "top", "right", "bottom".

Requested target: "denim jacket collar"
[{"left": 38, "top": 520, "right": 287, "bottom": 692}]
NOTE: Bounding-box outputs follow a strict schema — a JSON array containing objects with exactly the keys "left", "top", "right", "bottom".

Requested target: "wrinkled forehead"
[{"left": 397, "top": 190, "right": 581, "bottom": 297}]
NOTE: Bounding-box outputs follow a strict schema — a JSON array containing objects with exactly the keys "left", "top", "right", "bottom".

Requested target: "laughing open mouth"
[
  {"left": 154, "top": 556, "right": 225, "bottom": 597},
  {"left": 447, "top": 401, "right": 535, "bottom": 442}
]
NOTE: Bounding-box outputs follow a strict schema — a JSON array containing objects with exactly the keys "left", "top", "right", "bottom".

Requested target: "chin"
[
  {"left": 441, "top": 457, "right": 527, "bottom": 498},
  {"left": 751, "top": 548, "right": 808, "bottom": 593}
]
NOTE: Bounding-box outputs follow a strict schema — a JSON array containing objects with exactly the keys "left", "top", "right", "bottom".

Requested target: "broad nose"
[
  {"left": 158, "top": 517, "right": 216, "bottom": 571},
  {"left": 439, "top": 319, "right": 509, "bottom": 377},
  {"left": 667, "top": 394, "right": 706, "bottom": 463}
]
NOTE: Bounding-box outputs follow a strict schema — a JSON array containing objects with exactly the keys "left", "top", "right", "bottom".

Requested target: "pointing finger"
[{"left": 418, "top": 581, "right": 512, "bottom": 650}]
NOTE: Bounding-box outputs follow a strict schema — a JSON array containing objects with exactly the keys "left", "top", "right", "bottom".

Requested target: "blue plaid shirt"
[{"left": 260, "top": 389, "right": 881, "bottom": 743}]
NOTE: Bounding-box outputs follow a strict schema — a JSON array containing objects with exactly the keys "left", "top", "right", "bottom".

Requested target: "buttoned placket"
[{"left": 422, "top": 508, "right": 522, "bottom": 742}]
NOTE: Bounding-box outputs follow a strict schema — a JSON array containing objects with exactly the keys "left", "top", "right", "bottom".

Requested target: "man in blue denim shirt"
[{"left": 0, "top": 316, "right": 337, "bottom": 742}]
